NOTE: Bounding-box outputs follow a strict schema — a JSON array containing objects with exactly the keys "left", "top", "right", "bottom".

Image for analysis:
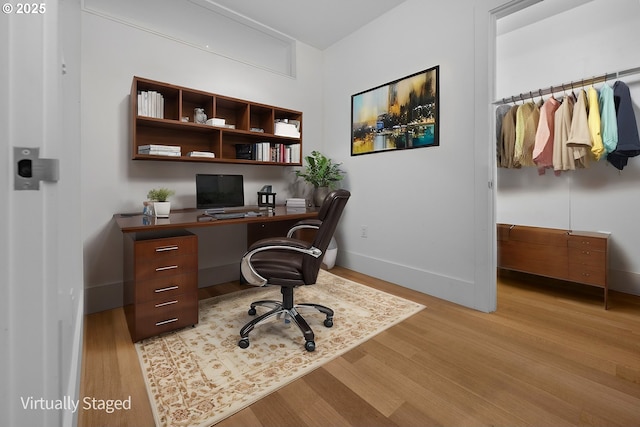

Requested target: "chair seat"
[{"left": 251, "top": 251, "right": 305, "bottom": 287}]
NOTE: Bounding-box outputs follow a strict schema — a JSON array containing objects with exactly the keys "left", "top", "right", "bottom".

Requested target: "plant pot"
[
  {"left": 153, "top": 201, "right": 171, "bottom": 218},
  {"left": 313, "top": 186, "right": 330, "bottom": 207},
  {"left": 322, "top": 237, "right": 338, "bottom": 269}
]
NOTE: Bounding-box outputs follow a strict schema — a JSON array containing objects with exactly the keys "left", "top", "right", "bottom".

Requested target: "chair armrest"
[
  {"left": 247, "top": 236, "right": 314, "bottom": 253},
  {"left": 287, "top": 219, "right": 322, "bottom": 238},
  {"left": 241, "top": 237, "right": 323, "bottom": 286}
]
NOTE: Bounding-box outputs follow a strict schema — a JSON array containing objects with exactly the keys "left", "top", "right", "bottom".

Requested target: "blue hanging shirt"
[{"left": 606, "top": 81, "right": 640, "bottom": 170}]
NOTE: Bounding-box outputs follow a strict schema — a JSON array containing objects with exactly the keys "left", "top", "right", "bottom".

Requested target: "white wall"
[
  {"left": 83, "top": 0, "right": 506, "bottom": 314},
  {"left": 81, "top": 11, "right": 324, "bottom": 312},
  {"left": 496, "top": 0, "right": 640, "bottom": 295},
  {"left": 323, "top": 0, "right": 498, "bottom": 311}
]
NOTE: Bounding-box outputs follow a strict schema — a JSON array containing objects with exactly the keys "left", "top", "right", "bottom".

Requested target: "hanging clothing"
[
  {"left": 599, "top": 83, "right": 618, "bottom": 156},
  {"left": 553, "top": 95, "right": 576, "bottom": 172},
  {"left": 499, "top": 105, "right": 519, "bottom": 168},
  {"left": 587, "top": 86, "right": 605, "bottom": 160},
  {"left": 495, "top": 104, "right": 512, "bottom": 166},
  {"left": 513, "top": 104, "right": 527, "bottom": 167},
  {"left": 606, "top": 81, "right": 640, "bottom": 170},
  {"left": 513, "top": 102, "right": 540, "bottom": 167},
  {"left": 566, "top": 89, "right": 590, "bottom": 169},
  {"left": 533, "top": 97, "right": 561, "bottom": 174}
]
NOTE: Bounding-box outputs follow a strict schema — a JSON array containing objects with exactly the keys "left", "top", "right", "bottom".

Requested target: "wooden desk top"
[{"left": 114, "top": 206, "right": 318, "bottom": 233}]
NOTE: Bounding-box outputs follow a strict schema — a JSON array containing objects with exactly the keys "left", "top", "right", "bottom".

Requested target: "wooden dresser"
[
  {"left": 497, "top": 224, "right": 610, "bottom": 308},
  {"left": 123, "top": 230, "right": 198, "bottom": 341}
]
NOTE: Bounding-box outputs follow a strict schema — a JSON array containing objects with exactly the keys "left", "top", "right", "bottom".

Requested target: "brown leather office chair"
[{"left": 238, "top": 189, "right": 350, "bottom": 351}]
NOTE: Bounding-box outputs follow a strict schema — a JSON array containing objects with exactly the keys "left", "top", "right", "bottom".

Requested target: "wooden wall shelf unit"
[
  {"left": 497, "top": 224, "right": 610, "bottom": 309},
  {"left": 131, "top": 76, "right": 303, "bottom": 165}
]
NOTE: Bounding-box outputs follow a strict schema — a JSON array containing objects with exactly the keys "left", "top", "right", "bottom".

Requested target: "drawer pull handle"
[
  {"left": 155, "top": 285, "right": 179, "bottom": 293},
  {"left": 583, "top": 251, "right": 590, "bottom": 255},
  {"left": 156, "top": 245, "right": 179, "bottom": 252},
  {"left": 155, "top": 300, "right": 178, "bottom": 308},
  {"left": 156, "top": 265, "right": 178, "bottom": 272},
  {"left": 155, "top": 318, "right": 178, "bottom": 326}
]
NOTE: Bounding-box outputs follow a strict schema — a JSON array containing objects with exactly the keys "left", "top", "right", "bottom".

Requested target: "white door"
[{"left": 0, "top": 1, "right": 83, "bottom": 426}]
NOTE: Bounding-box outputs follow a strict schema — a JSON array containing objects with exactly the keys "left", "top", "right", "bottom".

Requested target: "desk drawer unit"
[
  {"left": 134, "top": 291, "right": 198, "bottom": 340},
  {"left": 124, "top": 231, "right": 198, "bottom": 341}
]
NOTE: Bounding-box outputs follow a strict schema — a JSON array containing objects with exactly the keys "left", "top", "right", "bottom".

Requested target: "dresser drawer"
[
  {"left": 135, "top": 254, "right": 197, "bottom": 281},
  {"left": 135, "top": 235, "right": 197, "bottom": 260},
  {"left": 568, "top": 235, "right": 607, "bottom": 251},
  {"left": 568, "top": 247, "right": 606, "bottom": 265},
  {"left": 134, "top": 291, "right": 198, "bottom": 340},
  {"left": 568, "top": 264, "right": 606, "bottom": 287},
  {"left": 135, "top": 272, "right": 197, "bottom": 304}
]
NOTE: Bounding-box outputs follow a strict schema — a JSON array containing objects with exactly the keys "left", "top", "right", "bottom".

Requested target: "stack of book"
[
  {"left": 187, "top": 151, "right": 215, "bottom": 158},
  {"left": 286, "top": 198, "right": 307, "bottom": 213},
  {"left": 138, "top": 144, "right": 181, "bottom": 157},
  {"left": 286, "top": 143, "right": 301, "bottom": 163},
  {"left": 137, "top": 91, "right": 164, "bottom": 118},
  {"left": 235, "top": 143, "right": 301, "bottom": 163}
]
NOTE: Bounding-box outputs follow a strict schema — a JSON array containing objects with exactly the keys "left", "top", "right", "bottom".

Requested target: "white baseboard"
[
  {"left": 63, "top": 298, "right": 84, "bottom": 427},
  {"left": 85, "top": 258, "right": 640, "bottom": 315},
  {"left": 337, "top": 250, "right": 476, "bottom": 309},
  {"left": 609, "top": 269, "right": 640, "bottom": 296},
  {"left": 84, "top": 264, "right": 241, "bottom": 314},
  {"left": 337, "top": 251, "right": 640, "bottom": 309}
]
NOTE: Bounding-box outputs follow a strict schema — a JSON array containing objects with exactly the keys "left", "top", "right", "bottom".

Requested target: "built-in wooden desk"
[
  {"left": 114, "top": 206, "right": 318, "bottom": 233},
  {"left": 114, "top": 206, "right": 319, "bottom": 341}
]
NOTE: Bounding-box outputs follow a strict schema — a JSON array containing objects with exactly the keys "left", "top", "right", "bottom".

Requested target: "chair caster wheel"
[
  {"left": 248, "top": 307, "right": 257, "bottom": 315},
  {"left": 324, "top": 318, "right": 333, "bottom": 328},
  {"left": 238, "top": 338, "right": 250, "bottom": 349},
  {"left": 305, "top": 341, "right": 316, "bottom": 352}
]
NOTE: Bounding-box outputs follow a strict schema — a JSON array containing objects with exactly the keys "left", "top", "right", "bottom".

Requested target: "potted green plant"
[
  {"left": 147, "top": 187, "right": 175, "bottom": 218},
  {"left": 295, "top": 150, "right": 345, "bottom": 206}
]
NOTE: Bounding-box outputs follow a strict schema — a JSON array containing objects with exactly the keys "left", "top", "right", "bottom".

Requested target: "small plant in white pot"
[
  {"left": 147, "top": 188, "right": 175, "bottom": 218},
  {"left": 295, "top": 151, "right": 345, "bottom": 206}
]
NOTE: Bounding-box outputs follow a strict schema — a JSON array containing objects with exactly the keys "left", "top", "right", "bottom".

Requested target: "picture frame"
[{"left": 351, "top": 65, "right": 439, "bottom": 156}]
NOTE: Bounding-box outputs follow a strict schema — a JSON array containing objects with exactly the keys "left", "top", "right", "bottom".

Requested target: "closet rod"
[{"left": 493, "top": 65, "right": 640, "bottom": 105}]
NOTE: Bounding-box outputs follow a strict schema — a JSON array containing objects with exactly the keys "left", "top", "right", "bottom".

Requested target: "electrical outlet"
[{"left": 360, "top": 225, "right": 368, "bottom": 238}]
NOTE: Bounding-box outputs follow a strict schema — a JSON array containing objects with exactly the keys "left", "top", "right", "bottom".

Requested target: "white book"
[
  {"left": 139, "top": 149, "right": 181, "bottom": 157},
  {"left": 286, "top": 198, "right": 306, "bottom": 207},
  {"left": 263, "top": 142, "right": 270, "bottom": 162},
  {"left": 138, "top": 144, "right": 181, "bottom": 152},
  {"left": 150, "top": 91, "right": 155, "bottom": 118},
  {"left": 142, "top": 91, "right": 148, "bottom": 117},
  {"left": 187, "top": 151, "right": 215, "bottom": 158}
]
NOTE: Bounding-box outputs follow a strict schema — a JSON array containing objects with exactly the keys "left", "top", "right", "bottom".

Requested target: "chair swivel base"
[{"left": 238, "top": 299, "right": 334, "bottom": 352}]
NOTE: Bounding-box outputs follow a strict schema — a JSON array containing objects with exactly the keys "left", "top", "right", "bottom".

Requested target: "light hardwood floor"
[{"left": 79, "top": 267, "right": 640, "bottom": 426}]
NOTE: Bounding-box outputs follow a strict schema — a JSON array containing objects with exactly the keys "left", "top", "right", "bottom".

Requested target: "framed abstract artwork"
[{"left": 351, "top": 65, "right": 439, "bottom": 156}]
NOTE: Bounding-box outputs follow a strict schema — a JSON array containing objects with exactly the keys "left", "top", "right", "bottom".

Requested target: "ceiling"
[{"left": 200, "top": 0, "right": 409, "bottom": 50}]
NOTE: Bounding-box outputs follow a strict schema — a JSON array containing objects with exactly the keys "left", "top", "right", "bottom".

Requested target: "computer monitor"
[{"left": 196, "top": 174, "right": 244, "bottom": 209}]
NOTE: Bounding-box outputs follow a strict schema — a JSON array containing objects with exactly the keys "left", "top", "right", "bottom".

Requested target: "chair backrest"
[{"left": 302, "top": 189, "right": 351, "bottom": 283}]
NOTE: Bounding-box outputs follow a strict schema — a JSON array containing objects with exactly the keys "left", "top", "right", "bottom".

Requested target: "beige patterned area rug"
[{"left": 136, "top": 269, "right": 425, "bottom": 427}]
